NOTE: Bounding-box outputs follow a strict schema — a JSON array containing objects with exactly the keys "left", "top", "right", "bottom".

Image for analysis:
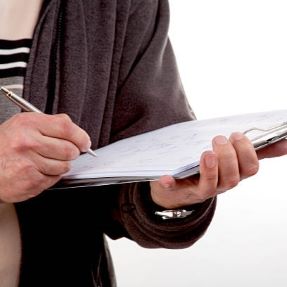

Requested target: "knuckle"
[
  {"left": 56, "top": 113, "right": 72, "bottom": 122},
  {"left": 62, "top": 144, "right": 79, "bottom": 160},
  {"left": 42, "top": 161, "right": 70, "bottom": 176},
  {"left": 11, "top": 112, "right": 38, "bottom": 127},
  {"left": 195, "top": 191, "right": 213, "bottom": 203},
  {"left": 55, "top": 114, "right": 72, "bottom": 129},
  {"left": 222, "top": 176, "right": 240, "bottom": 189},
  {"left": 12, "top": 158, "right": 32, "bottom": 172},
  {"left": 223, "top": 150, "right": 237, "bottom": 159},
  {"left": 204, "top": 172, "right": 217, "bottom": 182},
  {"left": 10, "top": 139, "right": 25, "bottom": 153},
  {"left": 230, "top": 132, "right": 245, "bottom": 143},
  {"left": 11, "top": 113, "right": 29, "bottom": 125},
  {"left": 58, "top": 120, "right": 70, "bottom": 133},
  {"left": 11, "top": 134, "right": 37, "bottom": 152},
  {"left": 22, "top": 163, "right": 38, "bottom": 177},
  {"left": 60, "top": 161, "right": 71, "bottom": 173},
  {"left": 24, "top": 138, "right": 40, "bottom": 150},
  {"left": 244, "top": 163, "right": 259, "bottom": 177},
  {"left": 50, "top": 114, "right": 72, "bottom": 136},
  {"left": 200, "top": 183, "right": 217, "bottom": 197}
]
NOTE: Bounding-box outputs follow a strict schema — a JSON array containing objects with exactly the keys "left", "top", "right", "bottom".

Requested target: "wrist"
[
  {"left": 150, "top": 178, "right": 202, "bottom": 209},
  {"left": 145, "top": 186, "right": 197, "bottom": 220}
]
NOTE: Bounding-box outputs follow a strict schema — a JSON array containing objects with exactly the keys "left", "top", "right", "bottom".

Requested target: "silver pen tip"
[{"left": 87, "top": 149, "right": 97, "bottom": 157}]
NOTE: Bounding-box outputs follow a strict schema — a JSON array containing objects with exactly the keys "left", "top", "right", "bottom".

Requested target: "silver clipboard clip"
[{"left": 244, "top": 122, "right": 287, "bottom": 150}]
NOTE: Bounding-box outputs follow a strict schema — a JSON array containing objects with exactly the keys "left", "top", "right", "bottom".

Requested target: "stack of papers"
[{"left": 54, "top": 110, "right": 287, "bottom": 189}]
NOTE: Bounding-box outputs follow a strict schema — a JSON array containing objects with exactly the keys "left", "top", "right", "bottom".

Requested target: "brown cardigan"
[{"left": 15, "top": 0, "right": 216, "bottom": 286}]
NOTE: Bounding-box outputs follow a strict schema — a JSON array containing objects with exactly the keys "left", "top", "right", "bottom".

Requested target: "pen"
[{"left": 0, "top": 86, "right": 97, "bottom": 157}]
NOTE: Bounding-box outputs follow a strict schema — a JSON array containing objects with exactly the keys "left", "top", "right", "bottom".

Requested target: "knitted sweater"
[{"left": 12, "top": 1, "right": 217, "bottom": 286}]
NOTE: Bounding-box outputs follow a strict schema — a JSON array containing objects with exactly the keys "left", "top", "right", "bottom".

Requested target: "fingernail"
[
  {"left": 204, "top": 154, "right": 217, "bottom": 168},
  {"left": 83, "top": 140, "right": 92, "bottom": 152},
  {"left": 214, "top": 135, "right": 228, "bottom": 145}
]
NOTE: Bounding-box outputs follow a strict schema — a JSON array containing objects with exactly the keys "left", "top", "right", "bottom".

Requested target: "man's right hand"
[{"left": 0, "top": 112, "right": 91, "bottom": 203}]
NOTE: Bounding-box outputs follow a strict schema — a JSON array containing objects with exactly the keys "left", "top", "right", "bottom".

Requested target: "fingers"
[
  {"left": 32, "top": 135, "right": 80, "bottom": 161},
  {"left": 229, "top": 132, "right": 259, "bottom": 178},
  {"left": 0, "top": 157, "right": 62, "bottom": 203},
  {"left": 0, "top": 112, "right": 89, "bottom": 203},
  {"left": 151, "top": 154, "right": 219, "bottom": 208},
  {"left": 212, "top": 133, "right": 259, "bottom": 191},
  {"left": 13, "top": 113, "right": 91, "bottom": 153},
  {"left": 212, "top": 135, "right": 240, "bottom": 192},
  {"left": 9, "top": 113, "right": 91, "bottom": 159},
  {"left": 29, "top": 152, "right": 71, "bottom": 176},
  {"left": 38, "top": 114, "right": 91, "bottom": 152},
  {"left": 157, "top": 175, "right": 177, "bottom": 189},
  {"left": 5, "top": 173, "right": 61, "bottom": 203},
  {"left": 150, "top": 133, "right": 261, "bottom": 208},
  {"left": 197, "top": 151, "right": 218, "bottom": 199},
  {"left": 150, "top": 176, "right": 178, "bottom": 208},
  {"left": 194, "top": 133, "right": 257, "bottom": 199}
]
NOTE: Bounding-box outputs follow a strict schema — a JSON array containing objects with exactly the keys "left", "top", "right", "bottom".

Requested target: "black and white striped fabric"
[{"left": 0, "top": 39, "right": 32, "bottom": 123}]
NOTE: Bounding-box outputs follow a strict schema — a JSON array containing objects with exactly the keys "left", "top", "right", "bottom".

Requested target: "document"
[{"left": 55, "top": 110, "right": 287, "bottom": 188}]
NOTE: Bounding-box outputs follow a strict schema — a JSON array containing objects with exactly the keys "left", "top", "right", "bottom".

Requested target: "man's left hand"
[{"left": 150, "top": 133, "right": 287, "bottom": 209}]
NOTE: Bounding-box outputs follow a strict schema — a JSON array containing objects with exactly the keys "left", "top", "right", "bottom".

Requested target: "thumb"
[{"left": 157, "top": 175, "right": 177, "bottom": 190}]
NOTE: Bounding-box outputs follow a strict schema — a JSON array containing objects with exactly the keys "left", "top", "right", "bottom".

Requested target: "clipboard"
[
  {"left": 244, "top": 122, "right": 287, "bottom": 150},
  {"left": 50, "top": 110, "right": 287, "bottom": 190}
]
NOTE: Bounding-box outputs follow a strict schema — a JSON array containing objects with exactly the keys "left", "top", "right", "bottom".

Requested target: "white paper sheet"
[{"left": 59, "top": 110, "right": 287, "bottom": 187}]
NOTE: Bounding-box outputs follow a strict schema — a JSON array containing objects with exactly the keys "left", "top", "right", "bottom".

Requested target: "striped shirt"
[
  {"left": 0, "top": 39, "right": 32, "bottom": 123},
  {"left": 0, "top": 2, "right": 42, "bottom": 287},
  {"left": 0, "top": 0, "right": 43, "bottom": 124}
]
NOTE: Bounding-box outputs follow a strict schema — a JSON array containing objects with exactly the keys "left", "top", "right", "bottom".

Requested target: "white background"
[{"left": 108, "top": 1, "right": 287, "bottom": 286}]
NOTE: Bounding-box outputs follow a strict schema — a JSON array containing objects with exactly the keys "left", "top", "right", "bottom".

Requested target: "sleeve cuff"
[{"left": 119, "top": 182, "right": 217, "bottom": 249}]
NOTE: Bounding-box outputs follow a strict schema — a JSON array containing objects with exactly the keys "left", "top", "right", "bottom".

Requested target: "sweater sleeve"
[
  {"left": 104, "top": 0, "right": 217, "bottom": 248},
  {"left": 110, "top": 0, "right": 196, "bottom": 141},
  {"left": 114, "top": 183, "right": 216, "bottom": 249}
]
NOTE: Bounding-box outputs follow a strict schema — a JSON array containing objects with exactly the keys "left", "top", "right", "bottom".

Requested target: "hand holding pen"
[
  {"left": 0, "top": 87, "right": 96, "bottom": 203},
  {"left": 0, "top": 87, "right": 97, "bottom": 157}
]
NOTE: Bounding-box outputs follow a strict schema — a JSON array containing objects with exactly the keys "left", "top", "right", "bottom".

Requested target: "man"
[{"left": 0, "top": 0, "right": 286, "bottom": 286}]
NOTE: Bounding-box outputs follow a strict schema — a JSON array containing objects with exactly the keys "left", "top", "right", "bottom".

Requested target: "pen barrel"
[
  {"left": 9, "top": 96, "right": 42, "bottom": 113},
  {"left": 0, "top": 87, "right": 42, "bottom": 113}
]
